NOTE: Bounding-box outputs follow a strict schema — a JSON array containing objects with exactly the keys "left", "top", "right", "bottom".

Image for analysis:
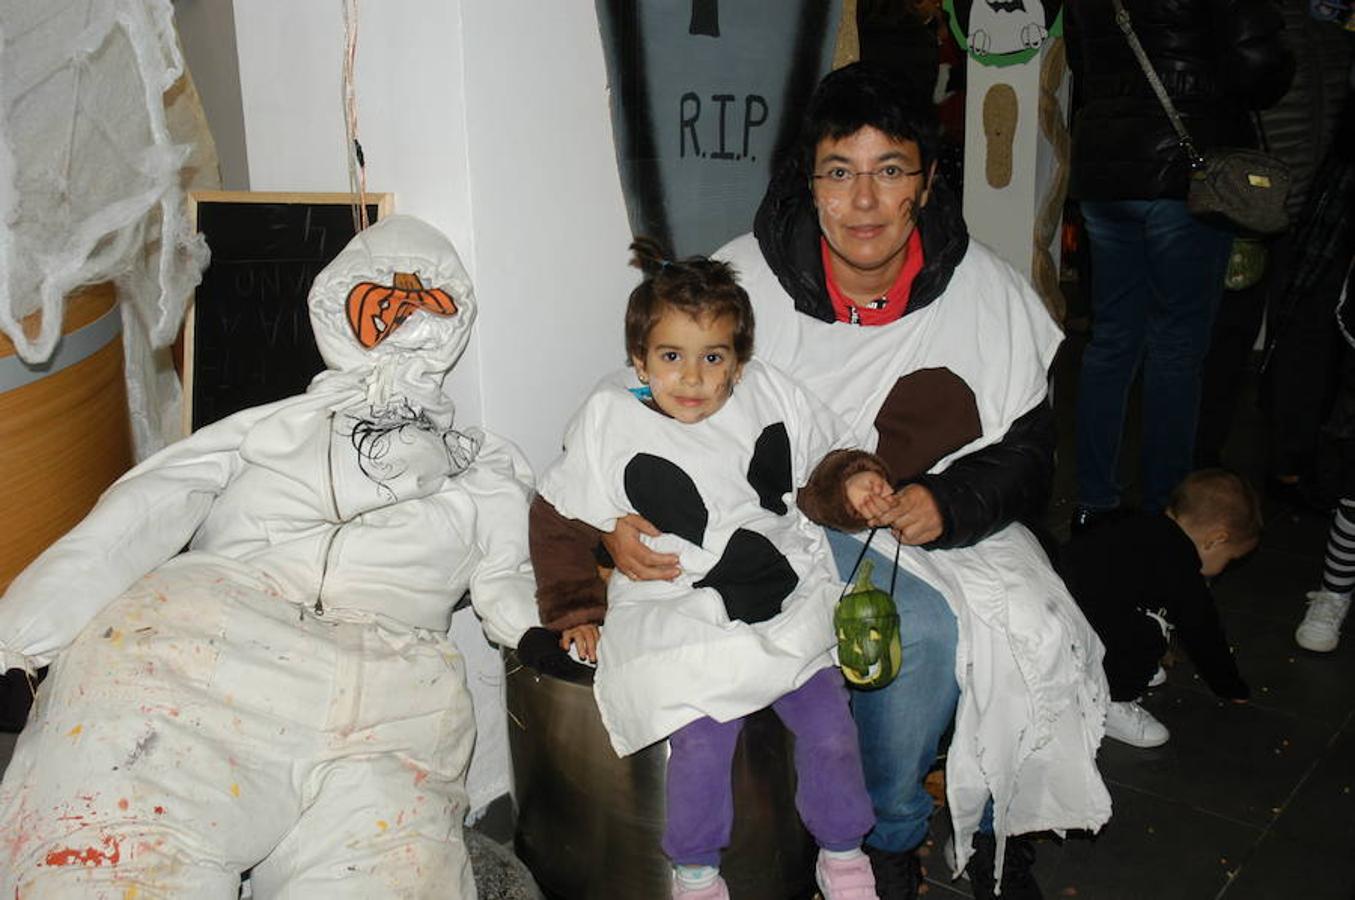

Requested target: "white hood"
[{"left": 307, "top": 214, "right": 476, "bottom": 417}]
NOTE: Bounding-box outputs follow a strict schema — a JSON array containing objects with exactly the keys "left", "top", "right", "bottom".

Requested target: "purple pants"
[{"left": 661, "top": 666, "right": 875, "bottom": 867}]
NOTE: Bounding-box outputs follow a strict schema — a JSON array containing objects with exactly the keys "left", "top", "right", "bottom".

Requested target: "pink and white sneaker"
[
  {"left": 670, "top": 871, "right": 730, "bottom": 900},
  {"left": 815, "top": 850, "right": 880, "bottom": 900}
]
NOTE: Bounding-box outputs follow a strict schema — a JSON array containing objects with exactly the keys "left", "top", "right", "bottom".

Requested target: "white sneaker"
[
  {"left": 1148, "top": 666, "right": 1167, "bottom": 688},
  {"left": 1104, "top": 700, "right": 1170, "bottom": 748},
  {"left": 1295, "top": 590, "right": 1351, "bottom": 653}
]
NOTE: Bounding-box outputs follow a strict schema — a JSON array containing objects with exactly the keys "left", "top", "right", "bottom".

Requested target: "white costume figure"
[
  {"left": 720, "top": 233, "right": 1111, "bottom": 873},
  {"left": 966, "top": 0, "right": 1050, "bottom": 56},
  {"left": 0, "top": 216, "right": 538, "bottom": 897},
  {"left": 536, "top": 360, "right": 849, "bottom": 756}
]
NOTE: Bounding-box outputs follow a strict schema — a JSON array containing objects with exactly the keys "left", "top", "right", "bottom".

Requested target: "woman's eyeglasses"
[{"left": 810, "top": 165, "right": 924, "bottom": 191}]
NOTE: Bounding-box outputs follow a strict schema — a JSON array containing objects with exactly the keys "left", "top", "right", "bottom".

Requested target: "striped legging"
[{"left": 1322, "top": 498, "right": 1355, "bottom": 595}]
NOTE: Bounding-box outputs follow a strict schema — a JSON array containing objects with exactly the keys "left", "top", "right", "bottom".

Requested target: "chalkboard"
[{"left": 183, "top": 191, "right": 393, "bottom": 434}]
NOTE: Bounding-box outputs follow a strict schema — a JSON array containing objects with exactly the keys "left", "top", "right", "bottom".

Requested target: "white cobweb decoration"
[{"left": 0, "top": 0, "right": 208, "bottom": 450}]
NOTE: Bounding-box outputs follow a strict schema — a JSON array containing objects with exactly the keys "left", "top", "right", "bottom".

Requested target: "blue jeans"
[
  {"left": 1075, "top": 199, "right": 1233, "bottom": 512},
  {"left": 827, "top": 529, "right": 960, "bottom": 853}
]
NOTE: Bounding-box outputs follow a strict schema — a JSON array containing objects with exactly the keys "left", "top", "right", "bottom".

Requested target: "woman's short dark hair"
[
  {"left": 797, "top": 61, "right": 941, "bottom": 176},
  {"left": 624, "top": 237, "right": 754, "bottom": 364}
]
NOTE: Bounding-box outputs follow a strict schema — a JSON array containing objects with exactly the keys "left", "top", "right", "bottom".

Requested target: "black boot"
[
  {"left": 966, "top": 832, "right": 1042, "bottom": 900},
  {"left": 864, "top": 843, "right": 922, "bottom": 900}
]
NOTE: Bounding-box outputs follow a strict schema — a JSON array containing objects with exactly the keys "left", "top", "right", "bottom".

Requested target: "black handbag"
[{"left": 1111, "top": 0, "right": 1291, "bottom": 236}]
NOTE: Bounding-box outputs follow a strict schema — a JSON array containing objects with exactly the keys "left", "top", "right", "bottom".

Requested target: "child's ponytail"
[{"left": 629, "top": 236, "right": 674, "bottom": 277}]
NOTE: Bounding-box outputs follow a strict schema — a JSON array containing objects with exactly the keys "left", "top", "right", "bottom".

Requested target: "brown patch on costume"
[
  {"left": 873, "top": 369, "right": 982, "bottom": 480},
  {"left": 983, "top": 83, "right": 1018, "bottom": 189}
]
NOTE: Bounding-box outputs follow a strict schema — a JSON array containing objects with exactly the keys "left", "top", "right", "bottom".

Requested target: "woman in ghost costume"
[{"left": 0, "top": 215, "right": 539, "bottom": 897}]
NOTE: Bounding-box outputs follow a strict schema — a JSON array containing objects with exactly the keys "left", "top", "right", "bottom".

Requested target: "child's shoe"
[
  {"left": 1104, "top": 700, "right": 1169, "bottom": 748},
  {"left": 1295, "top": 590, "right": 1350, "bottom": 652},
  {"left": 671, "top": 867, "right": 729, "bottom": 900},
  {"left": 815, "top": 849, "right": 879, "bottom": 900}
]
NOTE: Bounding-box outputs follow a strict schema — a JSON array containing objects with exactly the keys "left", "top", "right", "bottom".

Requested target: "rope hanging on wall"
[{"left": 343, "top": 0, "right": 369, "bottom": 233}]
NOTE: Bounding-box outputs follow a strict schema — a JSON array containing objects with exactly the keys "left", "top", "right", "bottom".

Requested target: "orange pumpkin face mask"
[{"left": 345, "top": 272, "right": 458, "bottom": 349}]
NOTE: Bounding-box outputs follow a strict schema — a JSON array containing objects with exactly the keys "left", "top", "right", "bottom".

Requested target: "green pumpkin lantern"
[
  {"left": 1224, "top": 237, "right": 1268, "bottom": 291},
  {"left": 834, "top": 559, "right": 902, "bottom": 689}
]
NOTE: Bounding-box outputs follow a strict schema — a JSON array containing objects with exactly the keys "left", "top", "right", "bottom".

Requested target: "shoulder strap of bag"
[
  {"left": 1109, "top": 0, "right": 1208, "bottom": 170},
  {"left": 1251, "top": 111, "right": 1272, "bottom": 154}
]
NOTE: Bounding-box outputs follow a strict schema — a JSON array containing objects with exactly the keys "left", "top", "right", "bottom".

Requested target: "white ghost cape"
[
  {"left": 719, "top": 233, "right": 1112, "bottom": 877},
  {"left": 536, "top": 359, "right": 854, "bottom": 757}
]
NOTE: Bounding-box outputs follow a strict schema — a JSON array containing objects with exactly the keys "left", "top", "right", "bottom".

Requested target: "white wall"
[
  {"left": 175, "top": 0, "right": 250, "bottom": 189},
  {"left": 231, "top": 0, "right": 634, "bottom": 472},
  {"left": 459, "top": 2, "right": 637, "bottom": 468},
  {"left": 229, "top": 0, "right": 636, "bottom": 814}
]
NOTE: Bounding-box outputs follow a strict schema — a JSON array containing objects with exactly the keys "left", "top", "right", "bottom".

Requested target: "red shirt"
[{"left": 822, "top": 228, "right": 925, "bottom": 326}]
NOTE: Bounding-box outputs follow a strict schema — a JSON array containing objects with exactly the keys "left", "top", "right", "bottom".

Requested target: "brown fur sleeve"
[
  {"left": 528, "top": 495, "right": 608, "bottom": 630},
  {"left": 797, "top": 449, "right": 893, "bottom": 532}
]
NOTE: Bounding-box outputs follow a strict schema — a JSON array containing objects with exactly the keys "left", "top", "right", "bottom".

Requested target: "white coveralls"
[{"left": 0, "top": 216, "right": 538, "bottom": 898}]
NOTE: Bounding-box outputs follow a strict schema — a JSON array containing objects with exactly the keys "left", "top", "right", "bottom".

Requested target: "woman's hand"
[
  {"left": 866, "top": 483, "right": 943, "bottom": 546},
  {"left": 601, "top": 514, "right": 681, "bottom": 581}
]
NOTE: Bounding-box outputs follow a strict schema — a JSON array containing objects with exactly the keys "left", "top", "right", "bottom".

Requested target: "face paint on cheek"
[
  {"left": 818, "top": 194, "right": 848, "bottom": 222},
  {"left": 894, "top": 195, "right": 918, "bottom": 225},
  {"left": 720, "top": 370, "right": 737, "bottom": 398}
]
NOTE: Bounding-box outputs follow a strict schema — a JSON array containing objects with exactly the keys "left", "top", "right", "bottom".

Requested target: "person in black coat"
[
  {"left": 1065, "top": 0, "right": 1293, "bottom": 529},
  {"left": 1195, "top": 6, "right": 1351, "bottom": 472}
]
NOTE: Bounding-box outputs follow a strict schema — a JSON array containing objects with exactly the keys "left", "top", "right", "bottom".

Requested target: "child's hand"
[
  {"left": 560, "top": 624, "right": 601, "bottom": 663},
  {"left": 845, "top": 471, "right": 894, "bottom": 521}
]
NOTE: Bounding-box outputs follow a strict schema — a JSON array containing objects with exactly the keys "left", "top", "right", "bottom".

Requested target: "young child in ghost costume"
[
  {"left": 528, "top": 241, "right": 896, "bottom": 900},
  {"left": 0, "top": 215, "right": 539, "bottom": 898}
]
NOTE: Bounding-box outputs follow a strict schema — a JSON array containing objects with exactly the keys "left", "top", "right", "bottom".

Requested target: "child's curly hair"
[{"left": 624, "top": 237, "right": 754, "bottom": 365}]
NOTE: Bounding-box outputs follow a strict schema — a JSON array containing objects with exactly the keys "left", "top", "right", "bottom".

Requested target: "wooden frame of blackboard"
[{"left": 182, "top": 191, "right": 394, "bottom": 436}]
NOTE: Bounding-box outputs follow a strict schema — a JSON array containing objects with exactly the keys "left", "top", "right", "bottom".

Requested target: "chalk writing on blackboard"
[{"left": 183, "top": 192, "right": 392, "bottom": 435}]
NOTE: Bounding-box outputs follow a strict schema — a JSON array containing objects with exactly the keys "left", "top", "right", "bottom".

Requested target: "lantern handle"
[
  {"left": 888, "top": 533, "right": 901, "bottom": 598},
  {"left": 836, "top": 527, "right": 904, "bottom": 602}
]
